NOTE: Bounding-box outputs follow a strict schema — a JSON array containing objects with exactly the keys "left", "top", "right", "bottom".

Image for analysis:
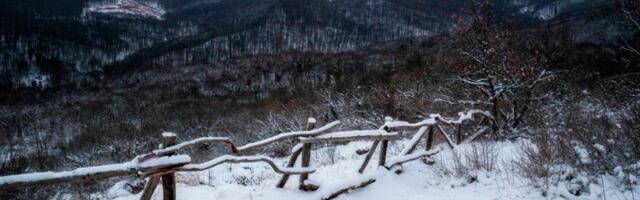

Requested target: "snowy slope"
[
  {"left": 84, "top": 0, "right": 165, "bottom": 20},
  {"left": 506, "top": 0, "right": 611, "bottom": 21},
  {"left": 107, "top": 140, "right": 640, "bottom": 200}
]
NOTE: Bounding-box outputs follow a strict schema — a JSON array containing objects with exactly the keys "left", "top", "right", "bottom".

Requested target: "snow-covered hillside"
[
  {"left": 509, "top": 0, "right": 610, "bottom": 21},
  {"left": 84, "top": 0, "right": 165, "bottom": 20},
  {"left": 106, "top": 140, "right": 640, "bottom": 200}
]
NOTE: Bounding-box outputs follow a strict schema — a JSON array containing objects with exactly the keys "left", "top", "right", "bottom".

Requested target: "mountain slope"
[
  {"left": 84, "top": 0, "right": 166, "bottom": 20},
  {"left": 0, "top": 0, "right": 629, "bottom": 88}
]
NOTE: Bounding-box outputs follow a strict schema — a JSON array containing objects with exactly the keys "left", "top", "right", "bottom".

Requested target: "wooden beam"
[
  {"left": 378, "top": 140, "right": 388, "bottom": 166},
  {"left": 358, "top": 141, "right": 379, "bottom": 174},
  {"left": 456, "top": 123, "right": 463, "bottom": 145},
  {"left": 425, "top": 126, "right": 434, "bottom": 150},
  {"left": 299, "top": 118, "right": 316, "bottom": 191},
  {"left": 0, "top": 169, "right": 134, "bottom": 190},
  {"left": 136, "top": 137, "right": 237, "bottom": 162},
  {"left": 299, "top": 130, "right": 398, "bottom": 143},
  {"left": 399, "top": 126, "right": 429, "bottom": 155},
  {"left": 136, "top": 120, "right": 340, "bottom": 162},
  {"left": 436, "top": 125, "right": 456, "bottom": 149},
  {"left": 236, "top": 120, "right": 337, "bottom": 152},
  {"left": 177, "top": 155, "right": 314, "bottom": 174},
  {"left": 299, "top": 143, "right": 313, "bottom": 191},
  {"left": 140, "top": 176, "right": 161, "bottom": 200},
  {"left": 276, "top": 148, "right": 302, "bottom": 188},
  {"left": 0, "top": 156, "right": 190, "bottom": 190},
  {"left": 161, "top": 132, "right": 177, "bottom": 200}
]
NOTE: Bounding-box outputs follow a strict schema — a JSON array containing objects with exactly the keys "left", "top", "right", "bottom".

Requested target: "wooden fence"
[{"left": 0, "top": 110, "right": 490, "bottom": 200}]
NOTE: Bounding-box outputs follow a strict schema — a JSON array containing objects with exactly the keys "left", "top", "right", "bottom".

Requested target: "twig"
[{"left": 322, "top": 179, "right": 376, "bottom": 200}]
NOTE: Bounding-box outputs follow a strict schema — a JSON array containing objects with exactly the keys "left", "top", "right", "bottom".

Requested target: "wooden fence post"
[
  {"left": 426, "top": 126, "right": 434, "bottom": 150},
  {"left": 299, "top": 118, "right": 316, "bottom": 191},
  {"left": 378, "top": 126, "right": 390, "bottom": 167},
  {"left": 276, "top": 148, "right": 303, "bottom": 188},
  {"left": 358, "top": 141, "right": 379, "bottom": 173},
  {"left": 378, "top": 140, "right": 388, "bottom": 167},
  {"left": 140, "top": 176, "right": 161, "bottom": 200},
  {"left": 161, "top": 132, "right": 177, "bottom": 200},
  {"left": 456, "top": 123, "right": 463, "bottom": 145}
]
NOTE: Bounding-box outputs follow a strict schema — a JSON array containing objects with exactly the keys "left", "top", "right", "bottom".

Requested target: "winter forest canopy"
[{"left": 0, "top": 0, "right": 639, "bottom": 199}]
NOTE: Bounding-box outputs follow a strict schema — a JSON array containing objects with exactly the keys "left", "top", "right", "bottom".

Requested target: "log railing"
[{"left": 0, "top": 111, "right": 489, "bottom": 200}]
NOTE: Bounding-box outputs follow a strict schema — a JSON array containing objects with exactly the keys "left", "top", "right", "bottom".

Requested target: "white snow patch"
[
  {"left": 308, "top": 118, "right": 317, "bottom": 124},
  {"left": 112, "top": 140, "right": 639, "bottom": 200},
  {"left": 161, "top": 132, "right": 177, "bottom": 138},
  {"left": 572, "top": 141, "right": 592, "bottom": 164},
  {"left": 107, "top": 181, "right": 133, "bottom": 199},
  {"left": 19, "top": 74, "right": 50, "bottom": 88},
  {"left": 593, "top": 143, "right": 606, "bottom": 154}
]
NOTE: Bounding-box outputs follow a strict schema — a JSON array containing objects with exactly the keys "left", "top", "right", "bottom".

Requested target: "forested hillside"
[{"left": 0, "top": 0, "right": 625, "bottom": 88}]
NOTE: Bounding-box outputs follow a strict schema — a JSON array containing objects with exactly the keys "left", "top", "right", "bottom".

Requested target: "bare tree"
[{"left": 453, "top": 1, "right": 556, "bottom": 137}]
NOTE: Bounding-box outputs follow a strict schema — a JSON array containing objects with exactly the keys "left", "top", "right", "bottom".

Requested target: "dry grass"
[{"left": 432, "top": 142, "right": 499, "bottom": 180}]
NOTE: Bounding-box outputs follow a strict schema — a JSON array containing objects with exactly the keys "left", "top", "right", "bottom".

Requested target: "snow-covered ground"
[{"left": 109, "top": 140, "right": 639, "bottom": 200}]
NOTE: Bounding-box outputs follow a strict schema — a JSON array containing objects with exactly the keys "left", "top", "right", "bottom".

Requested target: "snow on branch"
[
  {"left": 236, "top": 120, "right": 341, "bottom": 151},
  {"left": 435, "top": 110, "right": 493, "bottom": 125},
  {"left": 384, "top": 110, "right": 491, "bottom": 129},
  {"left": 527, "top": 70, "right": 554, "bottom": 89},
  {"left": 434, "top": 98, "right": 494, "bottom": 106},
  {"left": 456, "top": 76, "right": 494, "bottom": 98},
  {"left": 0, "top": 155, "right": 191, "bottom": 190},
  {"left": 178, "top": 155, "right": 315, "bottom": 175},
  {"left": 299, "top": 130, "right": 399, "bottom": 143},
  {"left": 457, "top": 76, "right": 490, "bottom": 86}
]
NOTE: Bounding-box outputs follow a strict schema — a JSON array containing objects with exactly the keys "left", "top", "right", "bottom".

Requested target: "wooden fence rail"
[
  {"left": 0, "top": 111, "right": 490, "bottom": 200},
  {"left": 0, "top": 155, "right": 191, "bottom": 190}
]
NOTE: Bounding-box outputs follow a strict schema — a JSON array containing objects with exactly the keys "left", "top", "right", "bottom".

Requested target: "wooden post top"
[
  {"left": 162, "top": 132, "right": 177, "bottom": 147},
  {"left": 306, "top": 118, "right": 317, "bottom": 130}
]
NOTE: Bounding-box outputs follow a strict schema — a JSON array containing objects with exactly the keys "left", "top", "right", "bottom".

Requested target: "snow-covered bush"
[
  {"left": 432, "top": 142, "right": 499, "bottom": 182},
  {"left": 513, "top": 130, "right": 640, "bottom": 198}
]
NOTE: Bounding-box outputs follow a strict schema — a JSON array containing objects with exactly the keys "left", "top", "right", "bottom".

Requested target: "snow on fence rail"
[
  {"left": 0, "top": 155, "right": 191, "bottom": 190},
  {"left": 178, "top": 155, "right": 316, "bottom": 174},
  {"left": 135, "top": 120, "right": 342, "bottom": 162},
  {"left": 0, "top": 111, "right": 489, "bottom": 200},
  {"left": 383, "top": 110, "right": 491, "bottom": 129},
  {"left": 299, "top": 130, "right": 399, "bottom": 143}
]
